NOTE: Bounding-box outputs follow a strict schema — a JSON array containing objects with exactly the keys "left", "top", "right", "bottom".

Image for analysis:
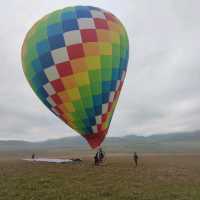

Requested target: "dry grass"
[{"left": 0, "top": 153, "right": 200, "bottom": 200}]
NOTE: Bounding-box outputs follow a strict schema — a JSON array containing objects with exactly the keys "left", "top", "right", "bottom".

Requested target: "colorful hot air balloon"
[{"left": 21, "top": 6, "right": 129, "bottom": 148}]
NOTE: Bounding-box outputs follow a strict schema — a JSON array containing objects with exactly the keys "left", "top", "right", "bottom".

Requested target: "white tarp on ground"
[{"left": 23, "top": 158, "right": 73, "bottom": 163}]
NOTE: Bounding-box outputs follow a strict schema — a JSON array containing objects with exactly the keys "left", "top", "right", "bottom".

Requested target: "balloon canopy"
[{"left": 21, "top": 6, "right": 129, "bottom": 148}]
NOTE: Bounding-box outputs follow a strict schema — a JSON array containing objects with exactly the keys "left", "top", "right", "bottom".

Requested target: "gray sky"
[{"left": 0, "top": 0, "right": 200, "bottom": 141}]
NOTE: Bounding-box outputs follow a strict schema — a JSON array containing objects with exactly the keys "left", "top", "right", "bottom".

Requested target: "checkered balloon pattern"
[{"left": 22, "top": 6, "right": 129, "bottom": 148}]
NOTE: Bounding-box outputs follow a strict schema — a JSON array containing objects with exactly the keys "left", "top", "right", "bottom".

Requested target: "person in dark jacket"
[
  {"left": 31, "top": 153, "right": 35, "bottom": 159},
  {"left": 94, "top": 151, "right": 99, "bottom": 165},
  {"left": 133, "top": 152, "right": 138, "bottom": 167}
]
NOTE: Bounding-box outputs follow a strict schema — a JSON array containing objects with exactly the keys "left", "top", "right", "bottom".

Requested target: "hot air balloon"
[{"left": 21, "top": 6, "right": 129, "bottom": 149}]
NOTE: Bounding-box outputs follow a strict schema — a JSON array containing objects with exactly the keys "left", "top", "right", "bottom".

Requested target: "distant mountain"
[
  {"left": 0, "top": 136, "right": 87, "bottom": 151},
  {"left": 0, "top": 130, "right": 200, "bottom": 153}
]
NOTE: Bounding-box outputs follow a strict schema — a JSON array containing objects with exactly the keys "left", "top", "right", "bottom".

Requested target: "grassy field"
[{"left": 0, "top": 152, "right": 200, "bottom": 200}]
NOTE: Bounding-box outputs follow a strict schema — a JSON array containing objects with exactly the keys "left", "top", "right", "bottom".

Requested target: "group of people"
[
  {"left": 31, "top": 149, "right": 139, "bottom": 167},
  {"left": 94, "top": 148, "right": 105, "bottom": 165},
  {"left": 94, "top": 148, "right": 139, "bottom": 167}
]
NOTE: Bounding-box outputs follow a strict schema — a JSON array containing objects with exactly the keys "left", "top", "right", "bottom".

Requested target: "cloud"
[{"left": 0, "top": 0, "right": 200, "bottom": 141}]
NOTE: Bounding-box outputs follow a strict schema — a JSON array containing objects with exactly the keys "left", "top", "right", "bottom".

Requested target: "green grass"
[{"left": 0, "top": 154, "right": 200, "bottom": 200}]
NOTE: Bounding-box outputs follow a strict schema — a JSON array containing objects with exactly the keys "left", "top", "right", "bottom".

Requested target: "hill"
[{"left": 1, "top": 130, "right": 200, "bottom": 153}]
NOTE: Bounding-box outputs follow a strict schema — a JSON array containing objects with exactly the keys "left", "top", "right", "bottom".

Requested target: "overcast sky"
[{"left": 0, "top": 0, "right": 200, "bottom": 141}]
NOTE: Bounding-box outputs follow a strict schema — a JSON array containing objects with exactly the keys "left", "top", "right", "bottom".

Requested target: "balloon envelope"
[{"left": 22, "top": 6, "right": 129, "bottom": 148}]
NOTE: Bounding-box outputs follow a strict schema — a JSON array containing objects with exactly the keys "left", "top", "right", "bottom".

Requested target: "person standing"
[
  {"left": 31, "top": 153, "right": 35, "bottom": 159},
  {"left": 99, "top": 148, "right": 105, "bottom": 163},
  {"left": 133, "top": 152, "right": 138, "bottom": 167},
  {"left": 94, "top": 151, "right": 99, "bottom": 165}
]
